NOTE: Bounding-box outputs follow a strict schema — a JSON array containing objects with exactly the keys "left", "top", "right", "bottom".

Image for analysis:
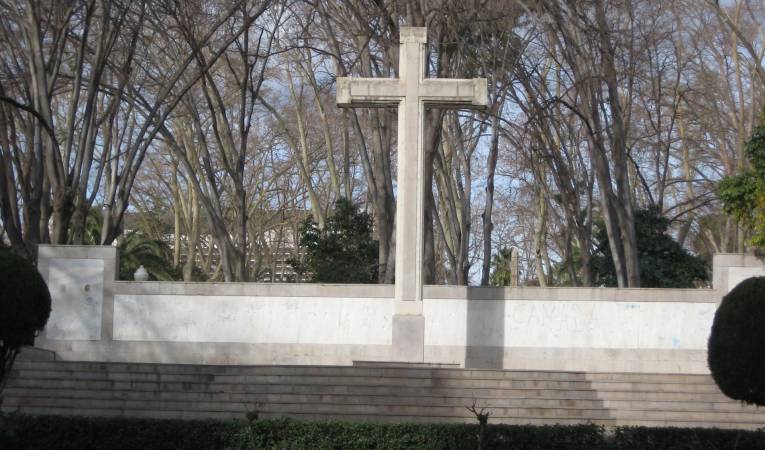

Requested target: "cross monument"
[{"left": 337, "top": 27, "right": 487, "bottom": 361}]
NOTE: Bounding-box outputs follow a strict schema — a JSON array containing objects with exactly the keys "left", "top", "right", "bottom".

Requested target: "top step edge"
[
  {"left": 11, "top": 367, "right": 714, "bottom": 386},
  {"left": 12, "top": 363, "right": 592, "bottom": 378},
  {"left": 16, "top": 360, "right": 712, "bottom": 378},
  {"left": 21, "top": 360, "right": 588, "bottom": 373}
]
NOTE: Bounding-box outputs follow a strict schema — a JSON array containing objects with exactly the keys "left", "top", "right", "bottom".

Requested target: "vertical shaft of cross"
[{"left": 394, "top": 28, "right": 428, "bottom": 311}]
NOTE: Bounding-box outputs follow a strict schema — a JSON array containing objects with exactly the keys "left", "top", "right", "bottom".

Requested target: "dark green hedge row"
[
  {"left": 1, "top": 414, "right": 764, "bottom": 450},
  {"left": 612, "top": 426, "right": 765, "bottom": 450}
]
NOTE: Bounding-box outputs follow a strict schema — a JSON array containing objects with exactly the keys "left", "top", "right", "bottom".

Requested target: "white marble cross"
[{"left": 337, "top": 27, "right": 487, "bottom": 314}]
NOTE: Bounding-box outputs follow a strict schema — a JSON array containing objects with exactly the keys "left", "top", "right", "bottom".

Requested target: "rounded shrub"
[
  {"left": 0, "top": 250, "right": 51, "bottom": 358},
  {"left": 708, "top": 276, "right": 765, "bottom": 405}
]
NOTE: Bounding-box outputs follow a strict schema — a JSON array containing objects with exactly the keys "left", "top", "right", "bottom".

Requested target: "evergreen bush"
[
  {"left": 0, "top": 251, "right": 51, "bottom": 392},
  {"left": 0, "top": 415, "right": 603, "bottom": 449},
  {"left": 708, "top": 276, "right": 765, "bottom": 405},
  {"left": 290, "top": 198, "right": 378, "bottom": 283},
  {"left": 3, "top": 415, "right": 765, "bottom": 450},
  {"left": 591, "top": 207, "right": 708, "bottom": 287}
]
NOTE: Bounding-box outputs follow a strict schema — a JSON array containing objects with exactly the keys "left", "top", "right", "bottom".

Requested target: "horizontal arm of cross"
[
  {"left": 337, "top": 76, "right": 487, "bottom": 110},
  {"left": 336, "top": 77, "right": 403, "bottom": 108},
  {"left": 419, "top": 79, "right": 488, "bottom": 109}
]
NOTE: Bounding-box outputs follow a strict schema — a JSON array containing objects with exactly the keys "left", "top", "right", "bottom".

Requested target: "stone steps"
[
  {"left": 604, "top": 399, "right": 765, "bottom": 413},
  {"left": 3, "top": 358, "right": 764, "bottom": 429},
  {"left": 2, "top": 388, "right": 608, "bottom": 409},
  {"left": 9, "top": 387, "right": 741, "bottom": 411},
  {"left": 10, "top": 369, "right": 591, "bottom": 389},
  {"left": 9, "top": 360, "right": 717, "bottom": 384},
  {"left": 587, "top": 372, "right": 712, "bottom": 383},
  {"left": 5, "top": 378, "right": 603, "bottom": 400},
  {"left": 0, "top": 361, "right": 674, "bottom": 376},
  {"left": 595, "top": 390, "right": 731, "bottom": 402},
  {"left": 10, "top": 361, "right": 593, "bottom": 381},
  {"left": 614, "top": 419, "right": 765, "bottom": 430},
  {"left": 2, "top": 396, "right": 612, "bottom": 420},
  {"left": 7, "top": 406, "right": 608, "bottom": 426},
  {"left": 589, "top": 381, "right": 721, "bottom": 393},
  {"left": 9, "top": 372, "right": 600, "bottom": 391},
  {"left": 11, "top": 360, "right": 715, "bottom": 383}
]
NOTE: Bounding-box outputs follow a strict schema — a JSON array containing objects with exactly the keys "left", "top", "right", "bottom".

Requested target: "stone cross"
[{"left": 337, "top": 27, "right": 487, "bottom": 360}]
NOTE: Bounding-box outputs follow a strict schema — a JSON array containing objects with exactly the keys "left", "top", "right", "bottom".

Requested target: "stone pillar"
[
  {"left": 36, "top": 245, "right": 118, "bottom": 346},
  {"left": 712, "top": 253, "right": 765, "bottom": 298}
]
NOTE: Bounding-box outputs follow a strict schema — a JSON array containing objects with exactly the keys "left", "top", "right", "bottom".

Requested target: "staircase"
[
  {"left": 588, "top": 372, "right": 765, "bottom": 429},
  {"left": 3, "top": 357, "right": 764, "bottom": 430}
]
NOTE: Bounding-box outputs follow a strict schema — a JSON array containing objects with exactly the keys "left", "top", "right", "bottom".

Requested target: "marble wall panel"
[
  {"left": 45, "top": 258, "right": 104, "bottom": 340},
  {"left": 113, "top": 295, "right": 393, "bottom": 345}
]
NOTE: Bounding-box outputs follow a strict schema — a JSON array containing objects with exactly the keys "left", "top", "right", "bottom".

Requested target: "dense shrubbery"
[
  {"left": 290, "top": 198, "right": 379, "bottom": 283},
  {"left": 0, "top": 413, "right": 239, "bottom": 450},
  {"left": 0, "top": 251, "right": 51, "bottom": 392},
  {"left": 2, "top": 415, "right": 765, "bottom": 450},
  {"left": 0, "top": 416, "right": 598, "bottom": 450},
  {"left": 708, "top": 276, "right": 765, "bottom": 405},
  {"left": 718, "top": 108, "right": 765, "bottom": 250},
  {"left": 591, "top": 207, "right": 709, "bottom": 287},
  {"left": 613, "top": 426, "right": 765, "bottom": 450}
]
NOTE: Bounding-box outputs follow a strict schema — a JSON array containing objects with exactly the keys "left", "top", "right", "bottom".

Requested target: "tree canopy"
[
  {"left": 0, "top": 0, "right": 762, "bottom": 285},
  {"left": 718, "top": 108, "right": 765, "bottom": 250}
]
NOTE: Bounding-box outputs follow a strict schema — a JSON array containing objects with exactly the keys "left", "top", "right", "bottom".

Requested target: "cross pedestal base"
[{"left": 391, "top": 314, "right": 424, "bottom": 362}]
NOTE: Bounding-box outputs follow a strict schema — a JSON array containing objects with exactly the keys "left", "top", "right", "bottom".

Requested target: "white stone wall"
[
  {"left": 423, "top": 299, "right": 715, "bottom": 350},
  {"left": 113, "top": 294, "right": 392, "bottom": 345},
  {"left": 420, "top": 288, "right": 718, "bottom": 373},
  {"left": 33, "top": 246, "right": 765, "bottom": 372},
  {"left": 46, "top": 258, "right": 104, "bottom": 340}
]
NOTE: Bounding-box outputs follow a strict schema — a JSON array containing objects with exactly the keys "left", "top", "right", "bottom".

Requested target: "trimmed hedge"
[
  {"left": 612, "top": 426, "right": 765, "bottom": 450},
  {"left": 0, "top": 415, "right": 601, "bottom": 450},
  {"left": 0, "top": 414, "right": 241, "bottom": 450},
  {"left": 708, "top": 276, "right": 765, "bottom": 405},
  {"left": 0, "top": 250, "right": 51, "bottom": 349},
  {"left": 2, "top": 415, "right": 765, "bottom": 449},
  {"left": 245, "top": 420, "right": 602, "bottom": 449},
  {"left": 0, "top": 250, "right": 51, "bottom": 394}
]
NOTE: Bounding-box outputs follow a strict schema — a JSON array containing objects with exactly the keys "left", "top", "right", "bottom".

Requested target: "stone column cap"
[{"left": 400, "top": 27, "right": 427, "bottom": 44}]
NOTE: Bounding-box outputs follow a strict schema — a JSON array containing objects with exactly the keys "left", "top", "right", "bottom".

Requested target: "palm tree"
[
  {"left": 116, "top": 231, "right": 181, "bottom": 281},
  {"left": 84, "top": 209, "right": 180, "bottom": 281}
]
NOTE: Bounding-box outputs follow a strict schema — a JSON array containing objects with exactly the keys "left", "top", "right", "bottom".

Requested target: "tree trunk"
[
  {"left": 481, "top": 115, "right": 500, "bottom": 285},
  {"left": 595, "top": 0, "right": 640, "bottom": 287},
  {"left": 533, "top": 186, "right": 548, "bottom": 287}
]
